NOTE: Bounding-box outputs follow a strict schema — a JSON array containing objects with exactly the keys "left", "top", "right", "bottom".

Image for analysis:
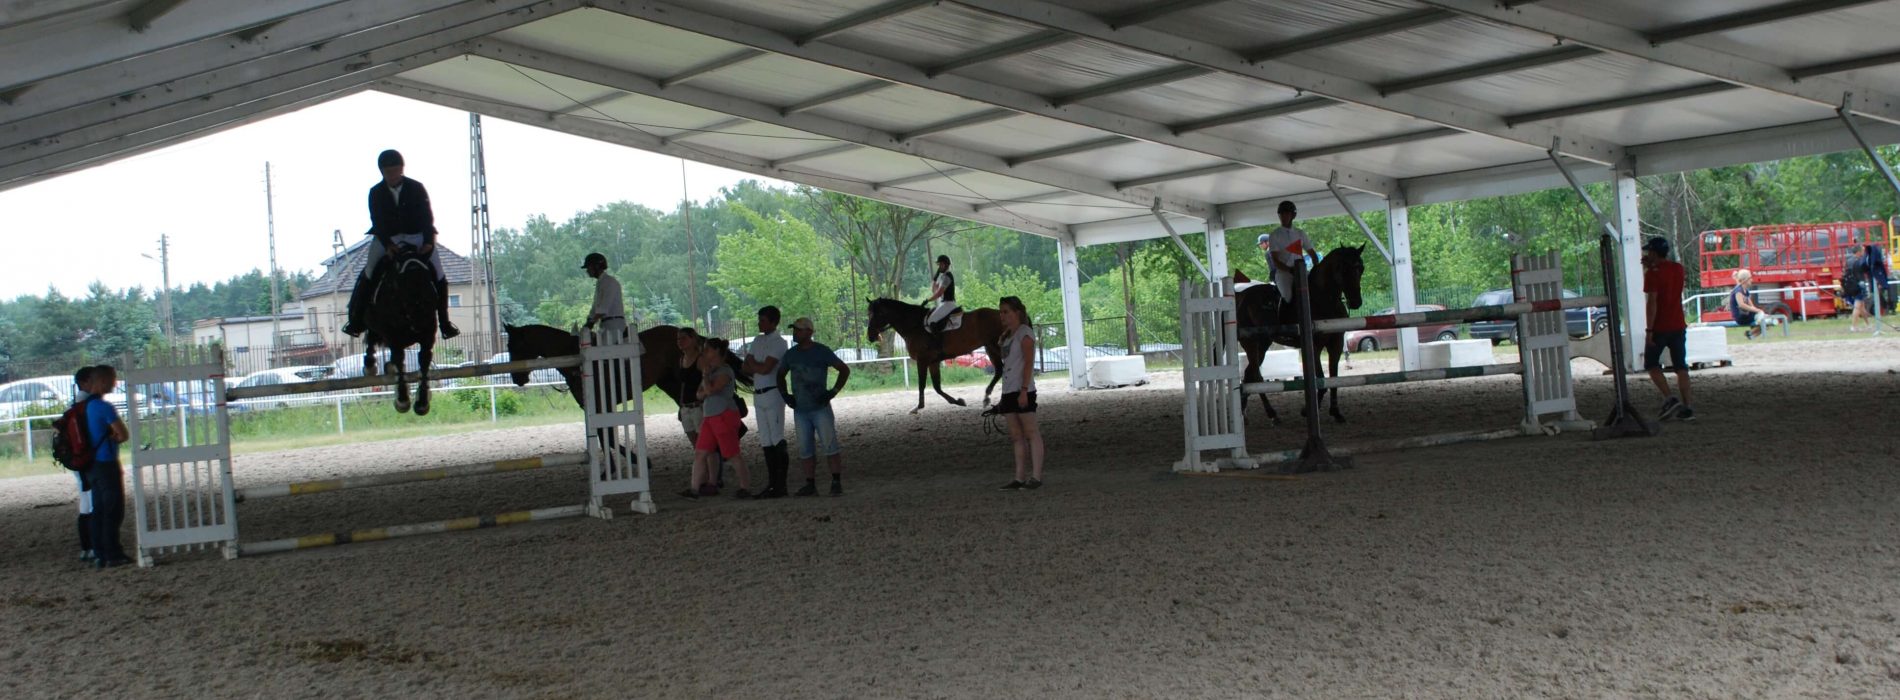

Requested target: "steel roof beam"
[
  {"left": 1415, "top": 0, "right": 1900, "bottom": 125},
  {"left": 1792, "top": 49, "right": 1900, "bottom": 79},
  {"left": 1379, "top": 45, "right": 1600, "bottom": 95},
  {"left": 1170, "top": 97, "right": 1331, "bottom": 134},
  {"left": 922, "top": 30, "right": 1069, "bottom": 77},
  {"left": 781, "top": 80, "right": 889, "bottom": 115},
  {"left": 1245, "top": 9, "right": 1453, "bottom": 63},
  {"left": 1288, "top": 128, "right": 1459, "bottom": 161},
  {"left": 769, "top": 143, "right": 862, "bottom": 167},
  {"left": 596, "top": 0, "right": 1400, "bottom": 196},
  {"left": 126, "top": 0, "right": 189, "bottom": 31},
  {"left": 659, "top": 49, "right": 765, "bottom": 88},
  {"left": 468, "top": 38, "right": 1215, "bottom": 218},
  {"left": 1050, "top": 65, "right": 1208, "bottom": 106},
  {"left": 895, "top": 108, "right": 1013, "bottom": 140},
  {"left": 1, "top": 0, "right": 345, "bottom": 93},
  {"left": 0, "top": 0, "right": 575, "bottom": 153},
  {"left": 794, "top": 0, "right": 937, "bottom": 46},
  {"left": 1645, "top": 0, "right": 1884, "bottom": 45},
  {"left": 380, "top": 79, "right": 1071, "bottom": 239},
  {"left": 875, "top": 167, "right": 969, "bottom": 190},
  {"left": 1105, "top": 0, "right": 1234, "bottom": 29},
  {"left": 973, "top": 190, "right": 1067, "bottom": 211},
  {"left": 946, "top": 0, "right": 1624, "bottom": 165},
  {"left": 1113, "top": 162, "right": 1250, "bottom": 189},
  {"left": 1504, "top": 82, "right": 1737, "bottom": 125},
  {"left": 0, "top": 0, "right": 477, "bottom": 125},
  {"left": 662, "top": 116, "right": 747, "bottom": 145},
  {"left": 1007, "top": 137, "right": 1133, "bottom": 166}
]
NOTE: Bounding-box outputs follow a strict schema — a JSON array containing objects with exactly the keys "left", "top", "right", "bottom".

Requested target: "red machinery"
[{"left": 1696, "top": 220, "right": 1890, "bottom": 322}]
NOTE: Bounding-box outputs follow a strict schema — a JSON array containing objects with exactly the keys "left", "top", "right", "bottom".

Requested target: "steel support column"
[
  {"left": 1204, "top": 214, "right": 1229, "bottom": 282},
  {"left": 1058, "top": 237, "right": 1089, "bottom": 389},
  {"left": 1613, "top": 162, "right": 1645, "bottom": 369},
  {"left": 1388, "top": 197, "right": 1420, "bottom": 371}
]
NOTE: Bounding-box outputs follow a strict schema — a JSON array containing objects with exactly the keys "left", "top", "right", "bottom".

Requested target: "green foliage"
[
  {"left": 450, "top": 380, "right": 521, "bottom": 416},
  {"left": 709, "top": 205, "right": 851, "bottom": 339}
]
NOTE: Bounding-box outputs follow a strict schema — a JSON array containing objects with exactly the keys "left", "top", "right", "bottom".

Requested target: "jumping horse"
[
  {"left": 1234, "top": 245, "right": 1366, "bottom": 425},
  {"left": 361, "top": 245, "right": 441, "bottom": 415}
]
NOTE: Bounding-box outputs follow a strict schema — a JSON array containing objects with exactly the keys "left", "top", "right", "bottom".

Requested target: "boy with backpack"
[
  {"left": 56, "top": 364, "right": 130, "bottom": 568},
  {"left": 68, "top": 366, "right": 96, "bottom": 562}
]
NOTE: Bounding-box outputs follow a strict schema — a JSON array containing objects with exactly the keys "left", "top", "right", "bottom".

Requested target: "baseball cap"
[
  {"left": 582, "top": 252, "right": 607, "bottom": 268},
  {"left": 1256, "top": 233, "right": 1272, "bottom": 245},
  {"left": 1642, "top": 237, "right": 1671, "bottom": 256},
  {"left": 377, "top": 149, "right": 403, "bottom": 168},
  {"left": 790, "top": 317, "right": 815, "bottom": 332}
]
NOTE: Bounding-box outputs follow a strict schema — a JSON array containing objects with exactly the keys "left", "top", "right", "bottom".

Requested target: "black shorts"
[
  {"left": 995, "top": 391, "right": 1037, "bottom": 414},
  {"left": 1644, "top": 329, "right": 1687, "bottom": 370}
]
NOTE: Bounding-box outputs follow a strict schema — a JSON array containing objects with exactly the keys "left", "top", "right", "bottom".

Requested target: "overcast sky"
[{"left": 0, "top": 91, "right": 762, "bottom": 300}]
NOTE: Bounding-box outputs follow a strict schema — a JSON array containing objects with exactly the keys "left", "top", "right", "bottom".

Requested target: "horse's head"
[
  {"left": 866, "top": 298, "right": 917, "bottom": 342},
  {"left": 1321, "top": 245, "right": 1367, "bottom": 311},
  {"left": 503, "top": 323, "right": 579, "bottom": 388}
]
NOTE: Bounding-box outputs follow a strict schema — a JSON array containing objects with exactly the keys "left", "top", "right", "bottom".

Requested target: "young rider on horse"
[
  {"left": 1256, "top": 200, "right": 1316, "bottom": 321},
  {"left": 341, "top": 149, "right": 459, "bottom": 339},
  {"left": 922, "top": 255, "right": 958, "bottom": 353}
]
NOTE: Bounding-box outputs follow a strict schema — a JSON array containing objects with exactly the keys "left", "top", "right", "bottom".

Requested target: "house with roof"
[{"left": 296, "top": 238, "right": 483, "bottom": 355}]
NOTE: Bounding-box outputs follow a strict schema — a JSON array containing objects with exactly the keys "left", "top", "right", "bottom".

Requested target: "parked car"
[
  {"left": 1465, "top": 289, "right": 1610, "bottom": 345},
  {"left": 946, "top": 348, "right": 991, "bottom": 369},
  {"left": 485, "top": 352, "right": 565, "bottom": 385},
  {"left": 0, "top": 376, "right": 74, "bottom": 420},
  {"left": 832, "top": 347, "right": 880, "bottom": 362},
  {"left": 1345, "top": 305, "right": 1459, "bottom": 353},
  {"left": 228, "top": 366, "right": 332, "bottom": 411}
]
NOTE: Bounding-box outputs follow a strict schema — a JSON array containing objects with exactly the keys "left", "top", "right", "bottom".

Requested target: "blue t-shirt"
[
  {"left": 85, "top": 398, "right": 121, "bottom": 464},
  {"left": 1728, "top": 286, "right": 1755, "bottom": 325},
  {"left": 781, "top": 342, "right": 842, "bottom": 410}
]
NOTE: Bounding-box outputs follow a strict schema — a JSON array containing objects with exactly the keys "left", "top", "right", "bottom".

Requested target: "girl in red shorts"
[{"left": 684, "top": 341, "right": 753, "bottom": 499}]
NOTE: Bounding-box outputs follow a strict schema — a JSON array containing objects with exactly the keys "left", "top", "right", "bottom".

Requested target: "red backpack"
[{"left": 51, "top": 398, "right": 97, "bottom": 472}]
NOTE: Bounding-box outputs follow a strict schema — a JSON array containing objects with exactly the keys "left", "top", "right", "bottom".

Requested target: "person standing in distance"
[
  {"left": 742, "top": 306, "right": 791, "bottom": 499},
  {"left": 83, "top": 365, "right": 131, "bottom": 568},
  {"left": 992, "top": 296, "right": 1046, "bottom": 491},
  {"left": 582, "top": 252, "right": 628, "bottom": 337},
  {"left": 775, "top": 317, "right": 852, "bottom": 496},
  {"left": 1642, "top": 237, "right": 1694, "bottom": 421},
  {"left": 342, "top": 149, "right": 458, "bottom": 339}
]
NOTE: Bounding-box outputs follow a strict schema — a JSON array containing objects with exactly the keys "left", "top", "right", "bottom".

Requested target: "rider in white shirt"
[
  {"left": 582, "top": 252, "right": 628, "bottom": 337},
  {"left": 923, "top": 255, "right": 958, "bottom": 353},
  {"left": 1258, "top": 200, "right": 1315, "bottom": 304},
  {"left": 743, "top": 306, "right": 791, "bottom": 498}
]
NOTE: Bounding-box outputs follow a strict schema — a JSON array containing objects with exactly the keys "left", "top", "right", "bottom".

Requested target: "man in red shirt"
[{"left": 1642, "top": 237, "right": 1694, "bottom": 421}]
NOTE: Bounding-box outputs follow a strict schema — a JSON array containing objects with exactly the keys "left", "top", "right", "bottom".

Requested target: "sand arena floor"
[{"left": 2, "top": 337, "right": 1898, "bottom": 698}]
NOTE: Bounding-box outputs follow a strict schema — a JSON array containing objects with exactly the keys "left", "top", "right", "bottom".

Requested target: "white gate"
[
  {"left": 125, "top": 347, "right": 238, "bottom": 567},
  {"left": 580, "top": 328, "right": 654, "bottom": 517},
  {"left": 1512, "top": 251, "right": 1584, "bottom": 432},
  {"left": 1177, "top": 278, "right": 1252, "bottom": 472}
]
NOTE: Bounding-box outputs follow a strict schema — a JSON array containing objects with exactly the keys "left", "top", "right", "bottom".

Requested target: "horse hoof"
[
  {"left": 415, "top": 402, "right": 431, "bottom": 416},
  {"left": 909, "top": 407, "right": 923, "bottom": 415},
  {"left": 395, "top": 400, "right": 411, "bottom": 413}
]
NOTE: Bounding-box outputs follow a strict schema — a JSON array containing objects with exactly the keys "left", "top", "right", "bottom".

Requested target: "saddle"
[{"left": 940, "top": 308, "right": 964, "bottom": 333}]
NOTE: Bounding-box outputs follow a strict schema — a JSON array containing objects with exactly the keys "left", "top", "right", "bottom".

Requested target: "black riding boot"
[
  {"left": 436, "top": 284, "right": 460, "bottom": 339},
  {"left": 340, "top": 273, "right": 375, "bottom": 337},
  {"left": 757, "top": 442, "right": 789, "bottom": 499}
]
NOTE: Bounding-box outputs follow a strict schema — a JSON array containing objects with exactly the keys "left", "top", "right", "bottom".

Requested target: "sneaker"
[
  {"left": 95, "top": 557, "right": 132, "bottom": 569},
  {"left": 1658, "top": 396, "right": 1683, "bottom": 420},
  {"left": 1676, "top": 405, "right": 1697, "bottom": 422},
  {"left": 829, "top": 481, "right": 843, "bottom": 497},
  {"left": 677, "top": 489, "right": 700, "bottom": 500},
  {"left": 1025, "top": 478, "right": 1043, "bottom": 490},
  {"left": 794, "top": 483, "right": 818, "bottom": 497},
  {"left": 1000, "top": 480, "right": 1025, "bottom": 490},
  {"left": 732, "top": 488, "right": 754, "bottom": 500}
]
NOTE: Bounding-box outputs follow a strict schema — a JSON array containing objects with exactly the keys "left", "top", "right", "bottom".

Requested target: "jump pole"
[
  {"left": 235, "top": 453, "right": 588, "bottom": 502},
  {"left": 1243, "top": 363, "right": 1523, "bottom": 395},
  {"left": 223, "top": 355, "right": 580, "bottom": 400},
  {"left": 237, "top": 505, "right": 589, "bottom": 556}
]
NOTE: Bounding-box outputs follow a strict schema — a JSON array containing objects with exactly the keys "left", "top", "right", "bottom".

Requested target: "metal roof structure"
[
  {"left": 6, "top": 0, "right": 1900, "bottom": 376},
  {"left": 5, "top": 0, "right": 1900, "bottom": 244}
]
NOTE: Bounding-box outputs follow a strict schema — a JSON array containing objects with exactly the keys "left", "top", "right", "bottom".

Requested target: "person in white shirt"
[
  {"left": 581, "top": 252, "right": 628, "bottom": 337},
  {"left": 742, "top": 306, "right": 791, "bottom": 498},
  {"left": 1258, "top": 200, "right": 1316, "bottom": 305}
]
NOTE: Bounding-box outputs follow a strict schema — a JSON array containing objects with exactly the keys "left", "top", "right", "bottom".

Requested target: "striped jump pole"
[
  {"left": 237, "top": 505, "right": 589, "bottom": 556},
  {"left": 1250, "top": 420, "right": 1597, "bottom": 467},
  {"left": 224, "top": 355, "right": 582, "bottom": 400},
  {"left": 1308, "top": 295, "right": 1609, "bottom": 334},
  {"left": 235, "top": 453, "right": 588, "bottom": 502},
  {"left": 1242, "top": 363, "right": 1523, "bottom": 396}
]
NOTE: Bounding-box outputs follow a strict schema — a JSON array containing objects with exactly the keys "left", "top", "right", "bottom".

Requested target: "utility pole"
[
  {"left": 145, "top": 234, "right": 175, "bottom": 345},
  {"left": 681, "top": 159, "right": 701, "bottom": 325},
  {"left": 265, "top": 162, "right": 282, "bottom": 368},
  {"left": 469, "top": 113, "right": 499, "bottom": 358}
]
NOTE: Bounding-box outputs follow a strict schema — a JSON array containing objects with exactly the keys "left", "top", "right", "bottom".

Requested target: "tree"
[
  {"left": 801, "top": 188, "right": 970, "bottom": 301},
  {"left": 709, "top": 205, "right": 850, "bottom": 340}
]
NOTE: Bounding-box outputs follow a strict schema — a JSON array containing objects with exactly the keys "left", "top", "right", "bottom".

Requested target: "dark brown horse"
[
  {"left": 501, "top": 323, "right": 750, "bottom": 407},
  {"left": 1236, "top": 245, "right": 1366, "bottom": 424},
  {"left": 866, "top": 299, "right": 1006, "bottom": 413},
  {"left": 362, "top": 246, "right": 439, "bottom": 415}
]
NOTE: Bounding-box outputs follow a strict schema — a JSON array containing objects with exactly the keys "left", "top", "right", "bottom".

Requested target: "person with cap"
[
  {"left": 341, "top": 149, "right": 458, "bottom": 339},
  {"left": 1258, "top": 201, "right": 1316, "bottom": 312},
  {"left": 582, "top": 252, "right": 627, "bottom": 337},
  {"left": 1642, "top": 236, "right": 1694, "bottom": 421},
  {"left": 775, "top": 317, "right": 852, "bottom": 497},
  {"left": 921, "top": 255, "right": 959, "bottom": 353},
  {"left": 741, "top": 306, "right": 791, "bottom": 498}
]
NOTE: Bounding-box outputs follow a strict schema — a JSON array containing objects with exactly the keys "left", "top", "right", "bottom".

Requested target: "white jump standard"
[{"left": 121, "top": 330, "right": 651, "bottom": 567}]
